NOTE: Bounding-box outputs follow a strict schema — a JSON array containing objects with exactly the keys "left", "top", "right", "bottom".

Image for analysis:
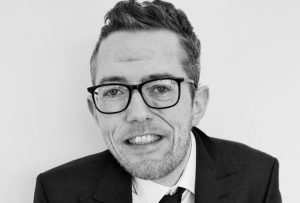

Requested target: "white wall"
[{"left": 0, "top": 0, "right": 299, "bottom": 202}]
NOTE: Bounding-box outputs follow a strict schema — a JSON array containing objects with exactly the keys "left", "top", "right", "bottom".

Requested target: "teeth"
[{"left": 128, "top": 134, "right": 161, "bottom": 145}]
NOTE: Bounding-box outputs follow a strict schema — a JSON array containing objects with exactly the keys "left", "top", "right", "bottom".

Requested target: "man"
[{"left": 34, "top": 0, "right": 281, "bottom": 202}]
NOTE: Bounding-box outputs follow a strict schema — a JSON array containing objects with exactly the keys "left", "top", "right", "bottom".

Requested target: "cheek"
[
  {"left": 156, "top": 105, "right": 192, "bottom": 134},
  {"left": 96, "top": 112, "right": 131, "bottom": 144},
  {"left": 96, "top": 114, "right": 121, "bottom": 141}
]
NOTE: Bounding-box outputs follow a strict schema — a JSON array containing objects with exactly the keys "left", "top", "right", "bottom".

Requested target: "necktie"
[{"left": 159, "top": 187, "right": 185, "bottom": 203}]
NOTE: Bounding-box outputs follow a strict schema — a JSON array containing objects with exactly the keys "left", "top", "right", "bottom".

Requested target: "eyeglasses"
[{"left": 87, "top": 77, "right": 195, "bottom": 114}]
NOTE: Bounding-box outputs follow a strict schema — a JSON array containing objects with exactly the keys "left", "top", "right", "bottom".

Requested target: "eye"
[
  {"left": 153, "top": 86, "right": 170, "bottom": 94},
  {"left": 104, "top": 89, "right": 123, "bottom": 97},
  {"left": 108, "top": 89, "right": 118, "bottom": 95}
]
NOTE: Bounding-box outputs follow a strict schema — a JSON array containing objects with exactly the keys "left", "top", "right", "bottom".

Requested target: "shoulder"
[
  {"left": 211, "top": 136, "right": 278, "bottom": 169},
  {"left": 41, "top": 150, "right": 113, "bottom": 177},
  {"left": 193, "top": 128, "right": 281, "bottom": 201},
  {"left": 193, "top": 127, "right": 279, "bottom": 173},
  {"left": 212, "top": 136, "right": 276, "bottom": 161},
  {"left": 36, "top": 150, "right": 116, "bottom": 196},
  {"left": 207, "top": 134, "right": 279, "bottom": 187}
]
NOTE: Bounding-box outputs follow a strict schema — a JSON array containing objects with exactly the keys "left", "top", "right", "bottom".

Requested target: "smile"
[{"left": 127, "top": 134, "right": 162, "bottom": 145}]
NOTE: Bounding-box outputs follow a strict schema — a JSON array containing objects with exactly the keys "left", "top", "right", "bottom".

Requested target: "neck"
[{"left": 153, "top": 140, "right": 192, "bottom": 187}]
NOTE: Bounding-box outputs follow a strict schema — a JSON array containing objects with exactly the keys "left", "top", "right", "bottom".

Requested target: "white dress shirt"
[{"left": 132, "top": 133, "right": 196, "bottom": 203}]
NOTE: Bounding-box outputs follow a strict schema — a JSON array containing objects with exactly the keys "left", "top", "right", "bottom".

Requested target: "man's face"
[{"left": 89, "top": 30, "right": 206, "bottom": 180}]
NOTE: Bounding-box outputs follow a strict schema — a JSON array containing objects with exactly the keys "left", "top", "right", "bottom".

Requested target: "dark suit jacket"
[{"left": 34, "top": 127, "right": 281, "bottom": 203}]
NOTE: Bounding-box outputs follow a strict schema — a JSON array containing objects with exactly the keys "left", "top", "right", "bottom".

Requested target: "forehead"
[{"left": 93, "top": 30, "right": 187, "bottom": 84}]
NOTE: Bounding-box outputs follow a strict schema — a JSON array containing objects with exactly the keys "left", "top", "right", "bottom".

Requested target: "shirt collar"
[
  {"left": 175, "top": 131, "right": 196, "bottom": 194},
  {"left": 133, "top": 178, "right": 170, "bottom": 203},
  {"left": 132, "top": 132, "right": 196, "bottom": 202}
]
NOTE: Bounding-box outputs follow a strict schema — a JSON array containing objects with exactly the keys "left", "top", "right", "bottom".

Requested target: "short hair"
[{"left": 90, "top": 0, "right": 201, "bottom": 98}]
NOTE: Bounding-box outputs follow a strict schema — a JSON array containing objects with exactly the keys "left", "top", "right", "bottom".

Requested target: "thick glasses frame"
[{"left": 87, "top": 77, "right": 196, "bottom": 114}]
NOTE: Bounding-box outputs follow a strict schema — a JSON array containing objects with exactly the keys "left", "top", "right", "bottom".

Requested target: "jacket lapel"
[
  {"left": 193, "top": 127, "right": 242, "bottom": 202},
  {"left": 80, "top": 153, "right": 132, "bottom": 203}
]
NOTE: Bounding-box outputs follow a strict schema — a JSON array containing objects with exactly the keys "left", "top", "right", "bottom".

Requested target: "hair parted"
[{"left": 90, "top": 0, "right": 201, "bottom": 97}]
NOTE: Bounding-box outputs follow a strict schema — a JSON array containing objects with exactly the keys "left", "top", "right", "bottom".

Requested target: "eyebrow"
[
  {"left": 99, "top": 76, "right": 128, "bottom": 84},
  {"left": 140, "top": 73, "right": 176, "bottom": 83},
  {"left": 98, "top": 73, "right": 177, "bottom": 85}
]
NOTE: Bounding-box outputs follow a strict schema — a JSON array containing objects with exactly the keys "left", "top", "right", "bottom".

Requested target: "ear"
[
  {"left": 87, "top": 95, "right": 99, "bottom": 122},
  {"left": 191, "top": 85, "right": 209, "bottom": 127}
]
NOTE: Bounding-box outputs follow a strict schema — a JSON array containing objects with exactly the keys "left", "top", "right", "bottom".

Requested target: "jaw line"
[{"left": 108, "top": 132, "right": 124, "bottom": 160}]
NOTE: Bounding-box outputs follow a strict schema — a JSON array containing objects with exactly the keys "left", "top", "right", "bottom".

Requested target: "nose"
[{"left": 125, "top": 90, "right": 152, "bottom": 123}]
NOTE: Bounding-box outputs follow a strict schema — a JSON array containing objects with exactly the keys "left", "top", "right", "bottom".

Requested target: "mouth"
[{"left": 126, "top": 134, "right": 162, "bottom": 145}]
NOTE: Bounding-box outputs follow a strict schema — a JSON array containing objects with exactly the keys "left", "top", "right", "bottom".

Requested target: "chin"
[
  {"left": 126, "top": 159, "right": 177, "bottom": 180},
  {"left": 115, "top": 150, "right": 183, "bottom": 180}
]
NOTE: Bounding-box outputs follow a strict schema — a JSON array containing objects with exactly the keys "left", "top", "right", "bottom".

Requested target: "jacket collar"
[
  {"left": 192, "top": 127, "right": 242, "bottom": 202},
  {"left": 80, "top": 127, "right": 241, "bottom": 203}
]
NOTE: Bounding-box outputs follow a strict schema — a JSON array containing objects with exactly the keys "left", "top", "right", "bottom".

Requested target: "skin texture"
[{"left": 88, "top": 30, "right": 209, "bottom": 186}]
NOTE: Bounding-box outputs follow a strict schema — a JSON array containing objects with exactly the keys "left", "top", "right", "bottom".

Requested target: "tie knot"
[
  {"left": 159, "top": 187, "right": 186, "bottom": 203},
  {"left": 173, "top": 187, "right": 185, "bottom": 196}
]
